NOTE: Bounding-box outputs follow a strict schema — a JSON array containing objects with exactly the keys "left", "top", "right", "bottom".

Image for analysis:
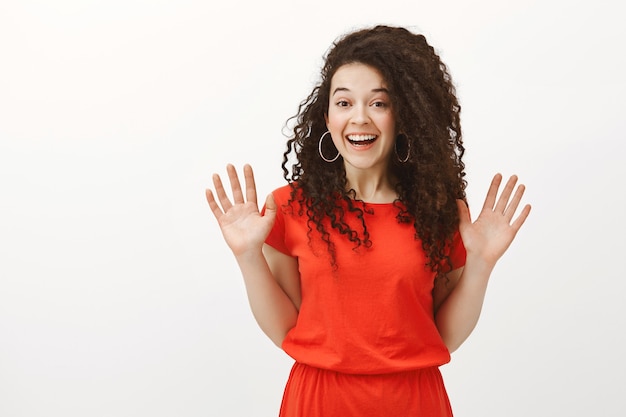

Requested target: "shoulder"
[
  {"left": 271, "top": 183, "right": 294, "bottom": 201},
  {"left": 271, "top": 182, "right": 304, "bottom": 208}
]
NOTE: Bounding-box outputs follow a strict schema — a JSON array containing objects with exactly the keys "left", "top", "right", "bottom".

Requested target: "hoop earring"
[
  {"left": 318, "top": 131, "right": 340, "bottom": 163},
  {"left": 395, "top": 133, "right": 411, "bottom": 163}
]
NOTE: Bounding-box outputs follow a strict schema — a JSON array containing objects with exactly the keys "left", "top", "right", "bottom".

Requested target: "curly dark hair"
[{"left": 281, "top": 25, "right": 467, "bottom": 280}]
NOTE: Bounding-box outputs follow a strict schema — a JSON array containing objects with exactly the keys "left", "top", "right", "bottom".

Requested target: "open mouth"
[{"left": 347, "top": 134, "right": 378, "bottom": 146}]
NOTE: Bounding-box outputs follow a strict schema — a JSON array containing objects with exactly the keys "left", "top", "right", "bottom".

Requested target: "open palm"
[
  {"left": 457, "top": 174, "right": 531, "bottom": 267},
  {"left": 205, "top": 164, "right": 276, "bottom": 257}
]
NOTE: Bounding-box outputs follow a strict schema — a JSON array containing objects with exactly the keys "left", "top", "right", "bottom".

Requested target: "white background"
[{"left": 1, "top": 0, "right": 624, "bottom": 416}]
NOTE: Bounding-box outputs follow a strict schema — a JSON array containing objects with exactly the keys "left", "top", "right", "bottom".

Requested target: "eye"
[
  {"left": 336, "top": 100, "right": 350, "bottom": 107},
  {"left": 372, "top": 101, "right": 388, "bottom": 108}
]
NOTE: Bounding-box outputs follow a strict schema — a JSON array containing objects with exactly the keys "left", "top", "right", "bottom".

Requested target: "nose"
[{"left": 351, "top": 104, "right": 370, "bottom": 125}]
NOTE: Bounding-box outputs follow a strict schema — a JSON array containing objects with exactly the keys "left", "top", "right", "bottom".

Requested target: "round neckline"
[{"left": 351, "top": 199, "right": 402, "bottom": 207}]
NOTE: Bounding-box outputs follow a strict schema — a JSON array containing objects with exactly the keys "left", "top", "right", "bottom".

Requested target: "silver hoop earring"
[
  {"left": 395, "top": 133, "right": 411, "bottom": 163},
  {"left": 393, "top": 133, "right": 411, "bottom": 164},
  {"left": 318, "top": 131, "right": 340, "bottom": 163}
]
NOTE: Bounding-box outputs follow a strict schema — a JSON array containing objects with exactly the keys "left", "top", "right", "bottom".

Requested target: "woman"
[{"left": 206, "top": 25, "right": 530, "bottom": 416}]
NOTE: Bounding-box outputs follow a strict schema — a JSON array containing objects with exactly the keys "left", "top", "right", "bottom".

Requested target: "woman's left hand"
[{"left": 457, "top": 174, "right": 531, "bottom": 268}]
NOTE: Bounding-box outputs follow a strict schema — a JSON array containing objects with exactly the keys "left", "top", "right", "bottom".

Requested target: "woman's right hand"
[{"left": 205, "top": 164, "right": 276, "bottom": 257}]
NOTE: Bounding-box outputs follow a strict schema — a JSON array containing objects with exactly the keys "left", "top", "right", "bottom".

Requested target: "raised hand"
[
  {"left": 205, "top": 164, "right": 276, "bottom": 257},
  {"left": 456, "top": 174, "right": 531, "bottom": 268}
]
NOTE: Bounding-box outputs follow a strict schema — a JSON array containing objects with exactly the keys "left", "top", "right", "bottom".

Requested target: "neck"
[{"left": 344, "top": 165, "right": 397, "bottom": 203}]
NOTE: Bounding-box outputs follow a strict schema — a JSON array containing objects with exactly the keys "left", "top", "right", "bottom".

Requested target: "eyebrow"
[{"left": 332, "top": 87, "right": 389, "bottom": 96}]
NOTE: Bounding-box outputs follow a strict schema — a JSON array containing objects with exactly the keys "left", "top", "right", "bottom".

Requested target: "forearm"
[
  {"left": 235, "top": 250, "right": 299, "bottom": 348},
  {"left": 435, "top": 257, "right": 494, "bottom": 353}
]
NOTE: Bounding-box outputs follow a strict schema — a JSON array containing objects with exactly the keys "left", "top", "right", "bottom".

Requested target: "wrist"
[
  {"left": 463, "top": 253, "right": 496, "bottom": 279},
  {"left": 234, "top": 247, "right": 266, "bottom": 264}
]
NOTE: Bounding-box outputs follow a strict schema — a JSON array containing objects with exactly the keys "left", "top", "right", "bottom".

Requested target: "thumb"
[{"left": 263, "top": 193, "right": 277, "bottom": 220}]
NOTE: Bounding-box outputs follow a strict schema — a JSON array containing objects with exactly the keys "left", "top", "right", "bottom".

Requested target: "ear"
[{"left": 324, "top": 113, "right": 329, "bottom": 126}]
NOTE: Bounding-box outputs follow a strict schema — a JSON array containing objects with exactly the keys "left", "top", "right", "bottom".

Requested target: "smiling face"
[{"left": 325, "top": 62, "right": 396, "bottom": 175}]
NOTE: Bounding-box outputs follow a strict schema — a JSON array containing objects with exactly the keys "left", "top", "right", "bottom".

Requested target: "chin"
[{"left": 344, "top": 157, "right": 389, "bottom": 171}]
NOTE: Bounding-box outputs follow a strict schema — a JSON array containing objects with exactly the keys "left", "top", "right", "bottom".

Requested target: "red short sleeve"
[
  {"left": 446, "top": 230, "right": 466, "bottom": 271},
  {"left": 263, "top": 188, "right": 291, "bottom": 256}
]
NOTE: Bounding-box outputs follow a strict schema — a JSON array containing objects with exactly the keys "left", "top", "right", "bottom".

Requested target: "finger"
[
  {"left": 503, "top": 183, "right": 526, "bottom": 221},
  {"left": 205, "top": 189, "right": 224, "bottom": 220},
  {"left": 226, "top": 164, "right": 245, "bottom": 204},
  {"left": 511, "top": 204, "right": 532, "bottom": 232},
  {"left": 494, "top": 175, "right": 518, "bottom": 214},
  {"left": 481, "top": 173, "right": 502, "bottom": 212},
  {"left": 243, "top": 164, "right": 258, "bottom": 206},
  {"left": 212, "top": 172, "right": 233, "bottom": 212}
]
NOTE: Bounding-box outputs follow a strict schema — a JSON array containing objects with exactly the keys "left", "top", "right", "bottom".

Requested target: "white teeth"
[{"left": 347, "top": 134, "right": 377, "bottom": 141}]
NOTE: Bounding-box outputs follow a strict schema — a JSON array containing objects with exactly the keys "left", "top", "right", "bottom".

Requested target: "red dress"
[{"left": 265, "top": 184, "right": 466, "bottom": 416}]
